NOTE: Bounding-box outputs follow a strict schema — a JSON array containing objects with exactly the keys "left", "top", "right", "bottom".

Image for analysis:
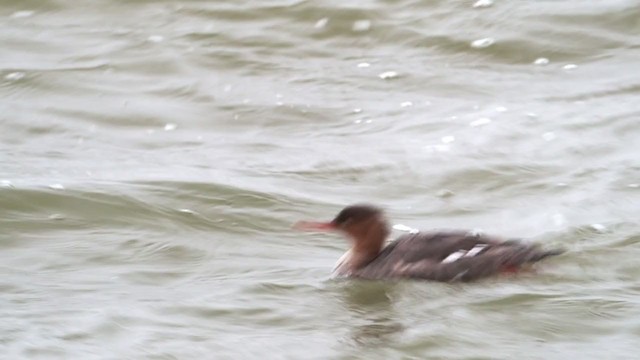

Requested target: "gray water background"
[{"left": 1, "top": 0, "right": 639, "bottom": 358}]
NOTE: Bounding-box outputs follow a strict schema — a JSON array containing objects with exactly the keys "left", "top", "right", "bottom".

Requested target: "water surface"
[{"left": 1, "top": 0, "right": 639, "bottom": 358}]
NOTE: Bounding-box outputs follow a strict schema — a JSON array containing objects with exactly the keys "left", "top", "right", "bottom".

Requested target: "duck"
[{"left": 295, "top": 204, "right": 564, "bottom": 282}]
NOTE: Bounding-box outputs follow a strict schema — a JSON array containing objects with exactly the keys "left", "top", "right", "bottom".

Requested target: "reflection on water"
[{"left": 333, "top": 280, "right": 405, "bottom": 347}]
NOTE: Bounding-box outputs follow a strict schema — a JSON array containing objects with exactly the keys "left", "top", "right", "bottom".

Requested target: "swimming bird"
[{"left": 295, "top": 204, "right": 563, "bottom": 282}]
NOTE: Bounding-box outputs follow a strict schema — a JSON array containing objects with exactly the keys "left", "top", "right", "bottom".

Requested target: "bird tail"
[{"left": 531, "top": 248, "right": 566, "bottom": 262}]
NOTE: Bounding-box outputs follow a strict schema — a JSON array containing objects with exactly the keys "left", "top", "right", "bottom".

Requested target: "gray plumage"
[{"left": 350, "top": 231, "right": 564, "bottom": 282}]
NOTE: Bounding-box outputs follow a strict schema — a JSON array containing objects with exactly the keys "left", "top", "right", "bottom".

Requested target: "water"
[{"left": 1, "top": 0, "right": 639, "bottom": 358}]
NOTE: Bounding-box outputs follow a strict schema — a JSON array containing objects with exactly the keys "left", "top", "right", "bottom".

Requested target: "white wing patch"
[
  {"left": 393, "top": 224, "right": 419, "bottom": 234},
  {"left": 441, "top": 244, "right": 488, "bottom": 264},
  {"left": 442, "top": 250, "right": 466, "bottom": 264}
]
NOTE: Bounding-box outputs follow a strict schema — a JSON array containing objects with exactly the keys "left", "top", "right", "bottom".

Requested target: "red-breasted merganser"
[{"left": 295, "top": 204, "right": 564, "bottom": 282}]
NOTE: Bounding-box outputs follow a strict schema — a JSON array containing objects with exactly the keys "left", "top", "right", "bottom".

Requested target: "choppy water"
[{"left": 2, "top": 0, "right": 640, "bottom": 358}]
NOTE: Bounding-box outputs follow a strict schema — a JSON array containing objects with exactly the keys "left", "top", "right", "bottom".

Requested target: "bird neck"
[
  {"left": 349, "top": 231, "right": 387, "bottom": 268},
  {"left": 333, "top": 219, "right": 390, "bottom": 276},
  {"left": 333, "top": 233, "right": 387, "bottom": 276},
  {"left": 334, "top": 247, "right": 381, "bottom": 277}
]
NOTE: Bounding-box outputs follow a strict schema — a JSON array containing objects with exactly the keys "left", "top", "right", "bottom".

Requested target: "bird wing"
[
  {"left": 354, "top": 231, "right": 560, "bottom": 281},
  {"left": 389, "top": 231, "right": 506, "bottom": 263}
]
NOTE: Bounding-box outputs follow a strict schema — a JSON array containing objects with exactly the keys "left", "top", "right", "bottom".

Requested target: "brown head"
[{"left": 296, "top": 204, "right": 390, "bottom": 255}]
